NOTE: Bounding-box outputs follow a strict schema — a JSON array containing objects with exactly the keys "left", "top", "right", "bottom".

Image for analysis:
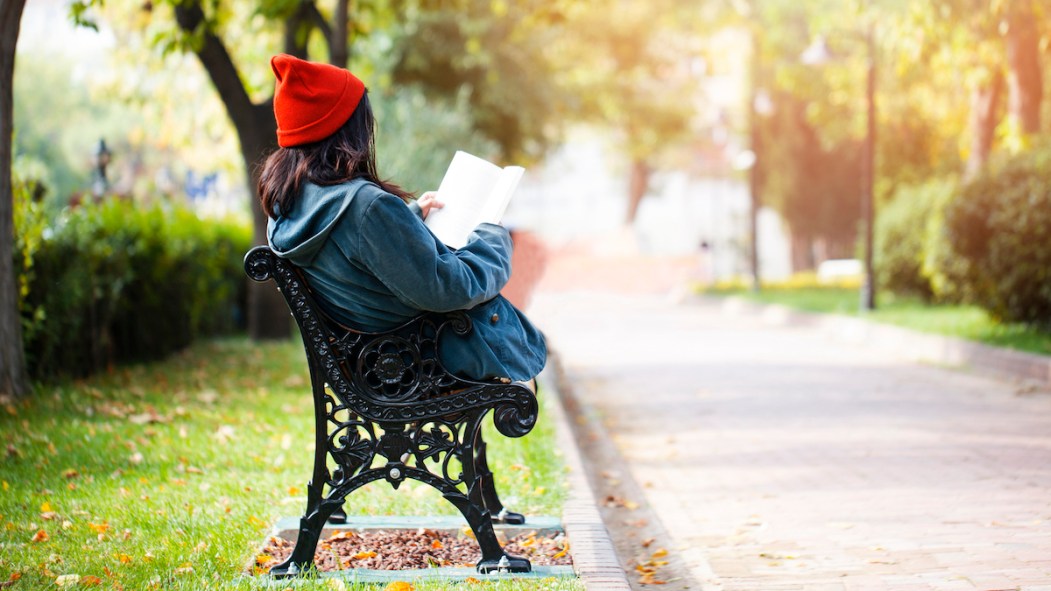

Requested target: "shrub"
[
  {"left": 15, "top": 188, "right": 251, "bottom": 380},
  {"left": 942, "top": 145, "right": 1051, "bottom": 327},
  {"left": 874, "top": 178, "right": 955, "bottom": 301}
]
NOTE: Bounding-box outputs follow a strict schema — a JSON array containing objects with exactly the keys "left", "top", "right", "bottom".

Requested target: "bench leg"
[
  {"left": 474, "top": 437, "right": 526, "bottom": 525},
  {"left": 268, "top": 483, "right": 346, "bottom": 578}
]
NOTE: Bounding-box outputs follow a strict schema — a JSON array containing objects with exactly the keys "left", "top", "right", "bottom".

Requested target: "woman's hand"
[{"left": 416, "top": 191, "right": 445, "bottom": 220}]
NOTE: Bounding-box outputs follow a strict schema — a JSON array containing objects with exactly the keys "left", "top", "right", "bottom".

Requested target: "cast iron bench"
[{"left": 244, "top": 246, "right": 538, "bottom": 576}]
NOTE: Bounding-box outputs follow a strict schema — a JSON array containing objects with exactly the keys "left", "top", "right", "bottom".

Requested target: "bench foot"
[
  {"left": 327, "top": 507, "right": 348, "bottom": 524},
  {"left": 476, "top": 553, "right": 532, "bottom": 574},
  {"left": 492, "top": 508, "right": 525, "bottom": 525},
  {"left": 267, "top": 559, "right": 310, "bottom": 579}
]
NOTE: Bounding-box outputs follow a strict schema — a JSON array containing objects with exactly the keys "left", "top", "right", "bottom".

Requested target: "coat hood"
[{"left": 266, "top": 180, "right": 367, "bottom": 266}]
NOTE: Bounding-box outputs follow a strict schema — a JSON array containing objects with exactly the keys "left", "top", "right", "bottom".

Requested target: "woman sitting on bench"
[{"left": 258, "top": 54, "right": 546, "bottom": 386}]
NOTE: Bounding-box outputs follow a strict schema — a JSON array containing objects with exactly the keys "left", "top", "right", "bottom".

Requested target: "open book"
[{"left": 424, "top": 151, "right": 525, "bottom": 249}]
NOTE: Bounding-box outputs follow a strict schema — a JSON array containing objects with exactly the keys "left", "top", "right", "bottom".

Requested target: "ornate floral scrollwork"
[
  {"left": 243, "top": 246, "right": 275, "bottom": 282},
  {"left": 358, "top": 337, "right": 421, "bottom": 402},
  {"left": 327, "top": 422, "right": 375, "bottom": 488},
  {"left": 492, "top": 388, "right": 539, "bottom": 439}
]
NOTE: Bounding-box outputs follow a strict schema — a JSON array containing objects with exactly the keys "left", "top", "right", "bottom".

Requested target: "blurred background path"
[{"left": 529, "top": 240, "right": 1051, "bottom": 591}]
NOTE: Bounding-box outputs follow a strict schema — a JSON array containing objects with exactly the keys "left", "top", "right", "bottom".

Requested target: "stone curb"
[
  {"left": 540, "top": 362, "right": 634, "bottom": 591},
  {"left": 717, "top": 296, "right": 1051, "bottom": 387}
]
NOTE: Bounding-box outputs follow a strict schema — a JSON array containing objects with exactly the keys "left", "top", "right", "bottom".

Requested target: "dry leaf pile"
[{"left": 255, "top": 528, "right": 571, "bottom": 573}]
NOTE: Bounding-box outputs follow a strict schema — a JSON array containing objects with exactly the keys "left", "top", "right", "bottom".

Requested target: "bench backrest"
[{"left": 244, "top": 246, "right": 537, "bottom": 436}]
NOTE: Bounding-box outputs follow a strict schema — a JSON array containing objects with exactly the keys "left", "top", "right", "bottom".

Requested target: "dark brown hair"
[{"left": 258, "top": 92, "right": 412, "bottom": 218}]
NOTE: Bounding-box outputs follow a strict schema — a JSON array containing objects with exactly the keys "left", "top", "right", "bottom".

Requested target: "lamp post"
[
  {"left": 92, "top": 138, "right": 111, "bottom": 199},
  {"left": 801, "top": 24, "right": 878, "bottom": 311}
]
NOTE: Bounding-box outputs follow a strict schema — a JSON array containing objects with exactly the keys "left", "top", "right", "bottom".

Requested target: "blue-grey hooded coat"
[{"left": 266, "top": 179, "right": 547, "bottom": 382}]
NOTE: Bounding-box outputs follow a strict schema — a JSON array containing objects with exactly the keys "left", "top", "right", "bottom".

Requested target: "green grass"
[
  {"left": 706, "top": 285, "right": 1051, "bottom": 357},
  {"left": 0, "top": 338, "right": 580, "bottom": 590}
]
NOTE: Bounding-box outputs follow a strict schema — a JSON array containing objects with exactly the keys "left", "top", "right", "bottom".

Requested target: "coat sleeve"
[{"left": 357, "top": 192, "right": 513, "bottom": 313}]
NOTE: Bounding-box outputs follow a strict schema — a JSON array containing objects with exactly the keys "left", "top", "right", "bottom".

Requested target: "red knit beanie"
[{"left": 271, "top": 54, "right": 366, "bottom": 148}]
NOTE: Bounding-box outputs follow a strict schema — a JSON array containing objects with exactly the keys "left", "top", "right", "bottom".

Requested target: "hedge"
[
  {"left": 14, "top": 186, "right": 252, "bottom": 379},
  {"left": 874, "top": 178, "right": 954, "bottom": 301},
  {"left": 942, "top": 145, "right": 1051, "bottom": 327}
]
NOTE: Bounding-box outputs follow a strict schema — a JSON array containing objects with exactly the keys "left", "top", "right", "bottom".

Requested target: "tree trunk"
[
  {"left": 240, "top": 111, "right": 293, "bottom": 340},
  {"left": 0, "top": 0, "right": 29, "bottom": 398},
  {"left": 175, "top": 1, "right": 290, "bottom": 340},
  {"left": 624, "top": 158, "right": 649, "bottom": 224},
  {"left": 965, "top": 69, "right": 1004, "bottom": 180},
  {"left": 1005, "top": 2, "right": 1042, "bottom": 135}
]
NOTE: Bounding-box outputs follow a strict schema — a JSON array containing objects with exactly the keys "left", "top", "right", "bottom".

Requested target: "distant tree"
[
  {"left": 0, "top": 0, "right": 29, "bottom": 398},
  {"left": 538, "top": 0, "right": 701, "bottom": 223}
]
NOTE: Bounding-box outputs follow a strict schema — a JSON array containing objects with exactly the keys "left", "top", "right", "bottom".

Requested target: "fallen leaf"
[
  {"left": 325, "top": 579, "right": 347, "bottom": 591},
  {"left": 115, "top": 554, "right": 132, "bottom": 564},
  {"left": 175, "top": 563, "right": 194, "bottom": 575},
  {"left": 256, "top": 554, "right": 275, "bottom": 567},
  {"left": 430, "top": 539, "right": 443, "bottom": 549},
  {"left": 652, "top": 548, "right": 669, "bottom": 558},
  {"left": 89, "top": 523, "right": 109, "bottom": 534},
  {"left": 62, "top": 469, "right": 79, "bottom": 479},
  {"left": 128, "top": 452, "right": 144, "bottom": 465},
  {"left": 352, "top": 551, "right": 377, "bottom": 560},
  {"left": 641, "top": 537, "right": 655, "bottom": 548},
  {"left": 31, "top": 529, "right": 49, "bottom": 543},
  {"left": 383, "top": 583, "right": 414, "bottom": 591},
  {"left": 81, "top": 575, "right": 102, "bottom": 586},
  {"left": 55, "top": 574, "right": 80, "bottom": 587}
]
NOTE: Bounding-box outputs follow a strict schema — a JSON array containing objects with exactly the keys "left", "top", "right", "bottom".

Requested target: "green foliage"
[
  {"left": 391, "top": 0, "right": 573, "bottom": 163},
  {"left": 874, "top": 178, "right": 955, "bottom": 301},
  {"left": 372, "top": 86, "right": 499, "bottom": 193},
  {"left": 941, "top": 144, "right": 1051, "bottom": 327},
  {"left": 14, "top": 185, "right": 251, "bottom": 380}
]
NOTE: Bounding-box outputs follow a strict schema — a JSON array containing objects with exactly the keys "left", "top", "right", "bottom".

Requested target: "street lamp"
[
  {"left": 92, "top": 138, "right": 112, "bottom": 198},
  {"left": 801, "top": 25, "right": 878, "bottom": 311}
]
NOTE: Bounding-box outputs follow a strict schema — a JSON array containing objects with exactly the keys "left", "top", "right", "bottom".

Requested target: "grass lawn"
[
  {"left": 706, "top": 285, "right": 1051, "bottom": 357},
  {"left": 0, "top": 338, "right": 580, "bottom": 590}
]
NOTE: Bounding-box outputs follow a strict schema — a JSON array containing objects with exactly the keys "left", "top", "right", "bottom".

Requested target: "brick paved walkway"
[{"left": 530, "top": 284, "right": 1051, "bottom": 591}]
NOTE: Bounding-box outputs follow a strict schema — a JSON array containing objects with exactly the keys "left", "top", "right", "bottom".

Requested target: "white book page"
[
  {"left": 425, "top": 151, "right": 502, "bottom": 248},
  {"left": 480, "top": 166, "right": 524, "bottom": 225}
]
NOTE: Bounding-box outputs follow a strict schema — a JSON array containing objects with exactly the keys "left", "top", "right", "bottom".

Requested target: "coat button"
[{"left": 490, "top": 313, "right": 500, "bottom": 323}]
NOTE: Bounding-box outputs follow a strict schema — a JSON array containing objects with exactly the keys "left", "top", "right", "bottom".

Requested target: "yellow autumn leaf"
[
  {"left": 41, "top": 501, "right": 52, "bottom": 512},
  {"left": 81, "top": 575, "right": 102, "bottom": 586},
  {"left": 465, "top": 577, "right": 482, "bottom": 584},
  {"left": 89, "top": 522, "right": 110, "bottom": 534},
  {"left": 256, "top": 554, "right": 275, "bottom": 566},
  {"left": 430, "top": 539, "right": 443, "bottom": 549},
  {"left": 115, "top": 554, "right": 132, "bottom": 564},
  {"left": 55, "top": 574, "right": 80, "bottom": 587},
  {"left": 31, "top": 529, "right": 49, "bottom": 543},
  {"left": 383, "top": 582, "right": 414, "bottom": 591},
  {"left": 352, "top": 551, "right": 377, "bottom": 560},
  {"left": 652, "top": 548, "right": 668, "bottom": 558},
  {"left": 288, "top": 486, "right": 300, "bottom": 496}
]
